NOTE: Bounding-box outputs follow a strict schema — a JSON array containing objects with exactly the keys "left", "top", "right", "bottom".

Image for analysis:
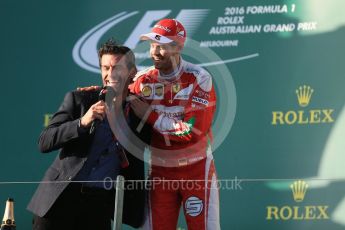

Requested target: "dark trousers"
[{"left": 32, "top": 183, "right": 115, "bottom": 230}]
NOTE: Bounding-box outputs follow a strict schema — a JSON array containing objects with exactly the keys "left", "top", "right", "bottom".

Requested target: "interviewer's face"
[{"left": 100, "top": 54, "right": 131, "bottom": 94}]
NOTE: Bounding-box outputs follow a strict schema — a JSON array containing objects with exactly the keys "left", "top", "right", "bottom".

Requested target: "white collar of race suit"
[{"left": 157, "top": 58, "right": 185, "bottom": 83}]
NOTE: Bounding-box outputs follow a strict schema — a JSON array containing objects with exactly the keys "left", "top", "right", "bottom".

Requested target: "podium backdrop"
[{"left": 1, "top": 0, "right": 344, "bottom": 229}]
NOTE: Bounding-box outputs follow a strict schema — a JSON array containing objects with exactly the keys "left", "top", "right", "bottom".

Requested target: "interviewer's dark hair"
[{"left": 98, "top": 38, "right": 135, "bottom": 70}]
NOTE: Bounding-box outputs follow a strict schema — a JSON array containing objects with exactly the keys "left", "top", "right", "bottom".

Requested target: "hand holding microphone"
[
  {"left": 80, "top": 86, "right": 117, "bottom": 134},
  {"left": 80, "top": 87, "right": 107, "bottom": 128},
  {"left": 80, "top": 100, "right": 106, "bottom": 128}
]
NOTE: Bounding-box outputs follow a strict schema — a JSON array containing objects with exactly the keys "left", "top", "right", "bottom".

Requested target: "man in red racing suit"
[{"left": 129, "top": 18, "right": 220, "bottom": 230}]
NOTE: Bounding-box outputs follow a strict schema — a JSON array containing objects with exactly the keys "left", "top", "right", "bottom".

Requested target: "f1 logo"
[{"left": 73, "top": 9, "right": 208, "bottom": 73}]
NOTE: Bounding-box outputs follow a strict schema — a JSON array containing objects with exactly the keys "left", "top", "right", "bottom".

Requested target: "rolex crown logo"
[
  {"left": 290, "top": 180, "right": 308, "bottom": 202},
  {"left": 296, "top": 85, "right": 314, "bottom": 107}
]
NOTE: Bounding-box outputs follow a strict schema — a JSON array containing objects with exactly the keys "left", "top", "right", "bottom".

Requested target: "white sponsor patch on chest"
[{"left": 151, "top": 105, "right": 185, "bottom": 119}]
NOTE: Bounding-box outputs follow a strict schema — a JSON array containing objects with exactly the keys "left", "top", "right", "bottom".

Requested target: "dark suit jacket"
[{"left": 27, "top": 90, "right": 150, "bottom": 228}]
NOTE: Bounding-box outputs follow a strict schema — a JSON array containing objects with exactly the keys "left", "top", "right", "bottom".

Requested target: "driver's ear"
[{"left": 174, "top": 43, "right": 183, "bottom": 53}]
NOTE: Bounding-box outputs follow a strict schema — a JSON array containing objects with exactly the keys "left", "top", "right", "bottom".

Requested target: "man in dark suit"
[{"left": 28, "top": 39, "right": 150, "bottom": 230}]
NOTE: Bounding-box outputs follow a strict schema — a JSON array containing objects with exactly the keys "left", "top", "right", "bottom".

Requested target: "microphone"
[
  {"left": 89, "top": 86, "right": 117, "bottom": 134},
  {"left": 100, "top": 86, "right": 117, "bottom": 107}
]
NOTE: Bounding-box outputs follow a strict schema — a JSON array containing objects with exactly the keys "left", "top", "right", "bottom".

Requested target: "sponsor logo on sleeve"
[
  {"left": 192, "top": 96, "right": 209, "bottom": 106},
  {"left": 195, "top": 89, "right": 210, "bottom": 99}
]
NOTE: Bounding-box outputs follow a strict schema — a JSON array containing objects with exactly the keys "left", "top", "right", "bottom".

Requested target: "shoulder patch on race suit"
[
  {"left": 140, "top": 83, "right": 154, "bottom": 99},
  {"left": 183, "top": 61, "right": 212, "bottom": 92},
  {"left": 185, "top": 196, "right": 204, "bottom": 217},
  {"left": 192, "top": 96, "right": 209, "bottom": 106},
  {"left": 154, "top": 83, "right": 164, "bottom": 99},
  {"left": 133, "top": 66, "right": 155, "bottom": 81},
  {"left": 174, "top": 84, "right": 193, "bottom": 100}
]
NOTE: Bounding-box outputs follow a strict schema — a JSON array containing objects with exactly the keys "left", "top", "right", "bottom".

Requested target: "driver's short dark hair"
[{"left": 98, "top": 38, "right": 135, "bottom": 70}]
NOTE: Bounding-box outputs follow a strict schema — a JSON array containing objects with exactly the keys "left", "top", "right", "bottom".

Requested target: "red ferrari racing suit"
[{"left": 129, "top": 59, "right": 220, "bottom": 230}]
